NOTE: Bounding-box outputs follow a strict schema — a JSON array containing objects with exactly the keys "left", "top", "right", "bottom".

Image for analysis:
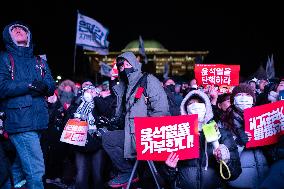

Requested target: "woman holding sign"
[
  {"left": 222, "top": 84, "right": 269, "bottom": 189},
  {"left": 165, "top": 90, "right": 241, "bottom": 189}
]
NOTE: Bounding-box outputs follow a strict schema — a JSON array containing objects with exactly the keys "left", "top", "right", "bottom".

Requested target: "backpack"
[{"left": 1, "top": 52, "right": 45, "bottom": 80}]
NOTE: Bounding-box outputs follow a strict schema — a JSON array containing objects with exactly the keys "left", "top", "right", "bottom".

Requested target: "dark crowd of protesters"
[{"left": 0, "top": 21, "right": 284, "bottom": 189}]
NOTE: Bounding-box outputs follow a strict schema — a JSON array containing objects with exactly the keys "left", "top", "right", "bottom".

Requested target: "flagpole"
[
  {"left": 73, "top": 10, "right": 79, "bottom": 76},
  {"left": 73, "top": 44, "right": 77, "bottom": 75}
]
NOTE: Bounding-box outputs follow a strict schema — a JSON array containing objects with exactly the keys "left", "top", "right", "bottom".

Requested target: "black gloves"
[
  {"left": 29, "top": 80, "right": 48, "bottom": 97},
  {"left": 95, "top": 116, "right": 124, "bottom": 131}
]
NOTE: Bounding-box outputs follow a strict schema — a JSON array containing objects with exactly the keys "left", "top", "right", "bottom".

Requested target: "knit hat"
[{"left": 230, "top": 84, "right": 256, "bottom": 104}]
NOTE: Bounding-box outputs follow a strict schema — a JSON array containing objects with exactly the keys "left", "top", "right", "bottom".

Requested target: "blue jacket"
[{"left": 0, "top": 21, "right": 55, "bottom": 134}]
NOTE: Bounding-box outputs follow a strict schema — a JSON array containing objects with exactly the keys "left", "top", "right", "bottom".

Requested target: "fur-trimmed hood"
[
  {"left": 180, "top": 90, "right": 214, "bottom": 126},
  {"left": 58, "top": 79, "right": 77, "bottom": 94},
  {"left": 2, "top": 21, "right": 33, "bottom": 57}
]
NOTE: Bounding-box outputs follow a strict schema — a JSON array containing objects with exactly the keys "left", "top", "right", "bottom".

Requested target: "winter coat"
[
  {"left": 93, "top": 94, "right": 116, "bottom": 119},
  {"left": 0, "top": 21, "right": 55, "bottom": 134},
  {"left": 167, "top": 90, "right": 241, "bottom": 189},
  {"left": 112, "top": 52, "right": 170, "bottom": 159},
  {"left": 223, "top": 106, "right": 269, "bottom": 188},
  {"left": 263, "top": 136, "right": 284, "bottom": 164}
]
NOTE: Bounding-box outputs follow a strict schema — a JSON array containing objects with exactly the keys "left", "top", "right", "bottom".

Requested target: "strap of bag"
[
  {"left": 7, "top": 53, "right": 15, "bottom": 80},
  {"left": 35, "top": 56, "right": 45, "bottom": 78},
  {"left": 125, "top": 73, "right": 148, "bottom": 113},
  {"left": 2, "top": 52, "right": 45, "bottom": 80}
]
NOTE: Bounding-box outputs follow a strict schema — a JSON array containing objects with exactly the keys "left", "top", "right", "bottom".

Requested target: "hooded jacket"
[
  {"left": 112, "top": 51, "right": 170, "bottom": 158},
  {"left": 170, "top": 90, "right": 241, "bottom": 189},
  {"left": 0, "top": 21, "right": 55, "bottom": 133}
]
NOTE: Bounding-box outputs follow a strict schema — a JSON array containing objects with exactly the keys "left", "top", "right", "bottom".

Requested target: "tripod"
[{"left": 126, "top": 159, "right": 164, "bottom": 189}]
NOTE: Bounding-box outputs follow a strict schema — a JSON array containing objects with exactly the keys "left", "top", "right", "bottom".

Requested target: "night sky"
[{"left": 0, "top": 1, "right": 283, "bottom": 81}]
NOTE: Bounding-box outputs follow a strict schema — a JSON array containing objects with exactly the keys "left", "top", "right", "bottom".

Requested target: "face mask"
[
  {"left": 119, "top": 67, "right": 135, "bottom": 81},
  {"left": 60, "top": 91, "right": 74, "bottom": 105},
  {"left": 187, "top": 103, "right": 206, "bottom": 122},
  {"left": 83, "top": 92, "right": 93, "bottom": 102},
  {"left": 234, "top": 95, "right": 253, "bottom": 111},
  {"left": 268, "top": 91, "right": 278, "bottom": 102}
]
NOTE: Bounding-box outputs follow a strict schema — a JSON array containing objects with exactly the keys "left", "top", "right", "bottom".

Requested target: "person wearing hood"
[
  {"left": 68, "top": 85, "right": 106, "bottom": 189},
  {"left": 101, "top": 51, "right": 170, "bottom": 188},
  {"left": 0, "top": 22, "right": 55, "bottom": 189},
  {"left": 222, "top": 84, "right": 269, "bottom": 188},
  {"left": 165, "top": 90, "right": 241, "bottom": 189},
  {"left": 163, "top": 78, "right": 182, "bottom": 116},
  {"left": 57, "top": 79, "right": 77, "bottom": 109}
]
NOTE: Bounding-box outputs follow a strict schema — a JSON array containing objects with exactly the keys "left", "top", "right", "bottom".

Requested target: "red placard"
[
  {"left": 60, "top": 119, "right": 88, "bottom": 146},
  {"left": 134, "top": 115, "right": 199, "bottom": 161},
  {"left": 194, "top": 64, "right": 240, "bottom": 93},
  {"left": 244, "top": 100, "right": 284, "bottom": 148}
]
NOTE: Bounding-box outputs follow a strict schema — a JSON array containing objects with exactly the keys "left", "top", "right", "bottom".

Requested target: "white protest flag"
[
  {"left": 76, "top": 12, "right": 109, "bottom": 55},
  {"left": 99, "top": 62, "right": 112, "bottom": 77}
]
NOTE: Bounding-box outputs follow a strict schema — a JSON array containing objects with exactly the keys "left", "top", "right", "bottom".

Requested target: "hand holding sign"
[{"left": 165, "top": 152, "right": 179, "bottom": 168}]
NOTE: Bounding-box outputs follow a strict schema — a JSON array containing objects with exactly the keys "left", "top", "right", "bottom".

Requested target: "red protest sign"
[
  {"left": 194, "top": 64, "right": 240, "bottom": 93},
  {"left": 244, "top": 100, "right": 284, "bottom": 148},
  {"left": 134, "top": 115, "right": 199, "bottom": 161}
]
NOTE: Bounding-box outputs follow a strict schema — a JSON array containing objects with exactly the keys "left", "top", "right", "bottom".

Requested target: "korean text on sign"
[
  {"left": 244, "top": 100, "right": 284, "bottom": 148},
  {"left": 135, "top": 115, "right": 199, "bottom": 161},
  {"left": 194, "top": 64, "right": 240, "bottom": 90},
  {"left": 141, "top": 122, "right": 194, "bottom": 154},
  {"left": 60, "top": 119, "right": 88, "bottom": 146}
]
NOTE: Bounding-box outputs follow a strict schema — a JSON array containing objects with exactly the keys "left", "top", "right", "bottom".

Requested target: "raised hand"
[{"left": 165, "top": 152, "right": 179, "bottom": 168}]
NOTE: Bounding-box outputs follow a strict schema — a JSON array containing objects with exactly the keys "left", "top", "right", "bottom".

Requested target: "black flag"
[
  {"left": 266, "top": 54, "right": 275, "bottom": 79},
  {"left": 139, "top": 35, "right": 148, "bottom": 64}
]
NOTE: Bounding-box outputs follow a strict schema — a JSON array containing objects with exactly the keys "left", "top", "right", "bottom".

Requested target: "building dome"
[{"left": 122, "top": 40, "right": 168, "bottom": 52}]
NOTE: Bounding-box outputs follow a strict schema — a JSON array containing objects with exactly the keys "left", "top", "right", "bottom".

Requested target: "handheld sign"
[
  {"left": 135, "top": 115, "right": 199, "bottom": 161},
  {"left": 60, "top": 119, "right": 88, "bottom": 146}
]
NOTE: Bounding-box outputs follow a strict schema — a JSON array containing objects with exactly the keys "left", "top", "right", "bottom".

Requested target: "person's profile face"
[
  {"left": 118, "top": 60, "right": 132, "bottom": 72},
  {"left": 218, "top": 99, "right": 231, "bottom": 111},
  {"left": 10, "top": 26, "right": 28, "bottom": 46},
  {"left": 259, "top": 80, "right": 268, "bottom": 91},
  {"left": 249, "top": 82, "right": 256, "bottom": 90}
]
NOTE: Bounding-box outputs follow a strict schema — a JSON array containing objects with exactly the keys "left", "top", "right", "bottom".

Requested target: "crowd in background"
[
  {"left": 3, "top": 69, "right": 284, "bottom": 189},
  {"left": 0, "top": 21, "right": 284, "bottom": 189}
]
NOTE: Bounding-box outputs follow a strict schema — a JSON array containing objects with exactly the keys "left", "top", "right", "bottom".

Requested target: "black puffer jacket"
[
  {"left": 223, "top": 105, "right": 269, "bottom": 188},
  {"left": 165, "top": 90, "right": 241, "bottom": 189}
]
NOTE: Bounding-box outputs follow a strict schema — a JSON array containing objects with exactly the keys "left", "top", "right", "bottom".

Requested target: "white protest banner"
[
  {"left": 76, "top": 12, "right": 109, "bottom": 50},
  {"left": 60, "top": 119, "right": 88, "bottom": 146}
]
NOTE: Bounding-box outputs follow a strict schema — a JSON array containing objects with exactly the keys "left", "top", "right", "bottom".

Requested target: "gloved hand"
[
  {"left": 95, "top": 116, "right": 122, "bottom": 131},
  {"left": 29, "top": 80, "right": 48, "bottom": 96},
  {"left": 96, "top": 116, "right": 110, "bottom": 128},
  {"left": 213, "top": 144, "right": 230, "bottom": 163}
]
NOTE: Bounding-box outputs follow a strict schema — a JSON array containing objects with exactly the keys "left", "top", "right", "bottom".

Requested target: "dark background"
[{"left": 0, "top": 1, "right": 282, "bottom": 81}]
